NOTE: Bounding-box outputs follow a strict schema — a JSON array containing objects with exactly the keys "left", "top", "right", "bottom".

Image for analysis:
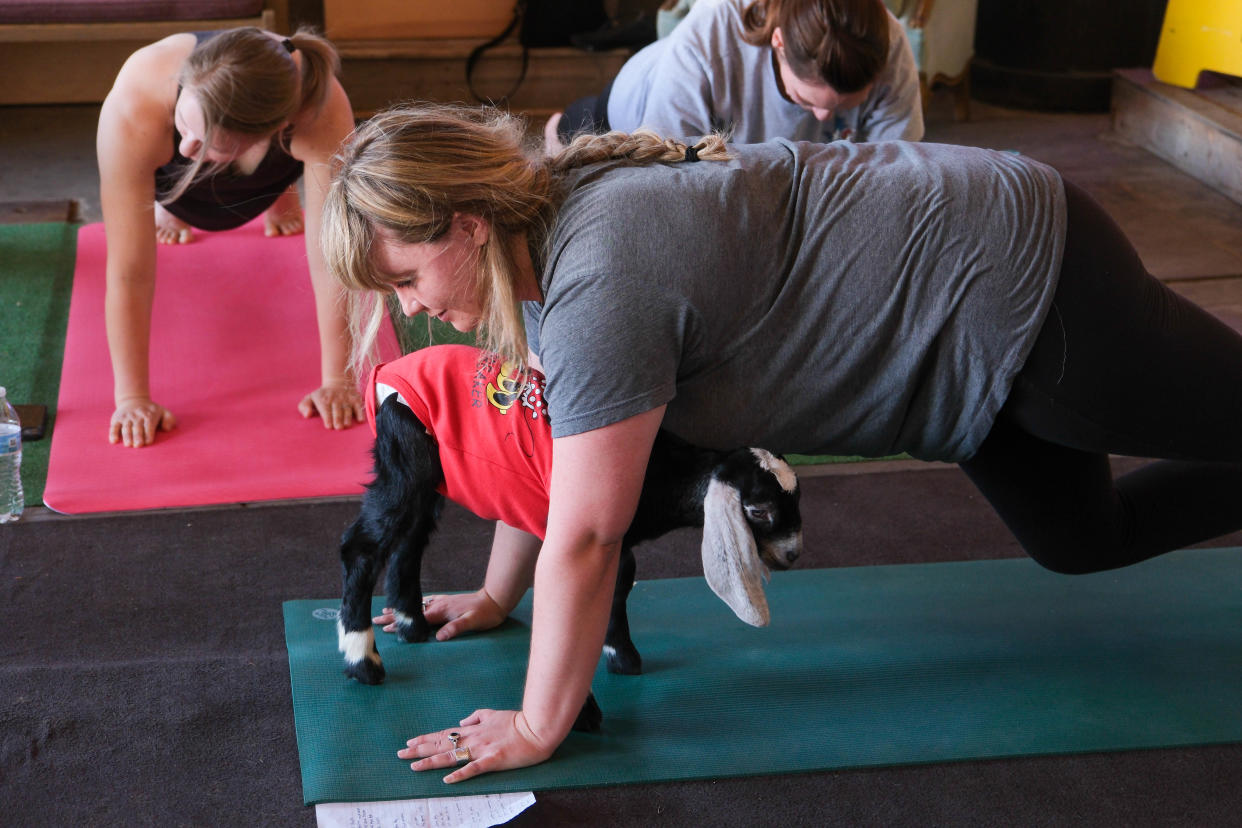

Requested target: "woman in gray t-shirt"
[{"left": 322, "top": 104, "right": 1242, "bottom": 782}]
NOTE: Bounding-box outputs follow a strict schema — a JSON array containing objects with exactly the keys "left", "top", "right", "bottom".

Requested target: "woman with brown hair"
[
  {"left": 97, "top": 26, "right": 362, "bottom": 447},
  {"left": 323, "top": 103, "right": 1242, "bottom": 781}
]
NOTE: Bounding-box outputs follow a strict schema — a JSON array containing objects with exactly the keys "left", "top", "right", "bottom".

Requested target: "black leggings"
[
  {"left": 960, "top": 181, "right": 1242, "bottom": 573},
  {"left": 558, "top": 81, "right": 615, "bottom": 142}
]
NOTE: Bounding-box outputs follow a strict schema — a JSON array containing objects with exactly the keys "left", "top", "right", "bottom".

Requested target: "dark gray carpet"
[{"left": 3, "top": 460, "right": 1241, "bottom": 827}]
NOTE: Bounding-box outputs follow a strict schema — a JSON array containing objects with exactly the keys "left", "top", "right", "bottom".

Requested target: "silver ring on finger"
[
  {"left": 448, "top": 731, "right": 460, "bottom": 749},
  {"left": 452, "top": 746, "right": 472, "bottom": 765}
]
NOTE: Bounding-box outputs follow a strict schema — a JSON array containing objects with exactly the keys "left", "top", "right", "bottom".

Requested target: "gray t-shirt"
[
  {"left": 524, "top": 140, "right": 1066, "bottom": 463},
  {"left": 607, "top": 0, "right": 923, "bottom": 144}
]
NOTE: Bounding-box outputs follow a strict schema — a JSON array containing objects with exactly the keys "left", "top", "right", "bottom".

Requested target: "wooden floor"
[{"left": 1114, "top": 69, "right": 1242, "bottom": 211}]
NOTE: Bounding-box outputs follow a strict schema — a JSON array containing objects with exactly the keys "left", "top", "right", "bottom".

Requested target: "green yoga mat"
[
  {"left": 0, "top": 222, "right": 76, "bottom": 506},
  {"left": 285, "top": 547, "right": 1242, "bottom": 805}
]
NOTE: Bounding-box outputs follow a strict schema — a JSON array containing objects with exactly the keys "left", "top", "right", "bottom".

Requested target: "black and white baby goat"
[{"left": 337, "top": 397, "right": 803, "bottom": 695}]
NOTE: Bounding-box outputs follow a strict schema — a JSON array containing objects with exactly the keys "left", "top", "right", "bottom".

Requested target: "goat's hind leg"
[
  {"left": 572, "top": 692, "right": 604, "bottom": 732},
  {"left": 603, "top": 545, "right": 643, "bottom": 675},
  {"left": 338, "top": 518, "right": 388, "bottom": 685}
]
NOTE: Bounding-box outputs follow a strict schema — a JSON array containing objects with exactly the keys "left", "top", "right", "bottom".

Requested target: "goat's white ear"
[{"left": 701, "top": 478, "right": 771, "bottom": 627}]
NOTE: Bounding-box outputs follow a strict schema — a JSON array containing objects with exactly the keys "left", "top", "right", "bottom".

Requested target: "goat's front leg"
[
  {"left": 338, "top": 519, "right": 388, "bottom": 685},
  {"left": 382, "top": 495, "right": 441, "bottom": 644},
  {"left": 603, "top": 545, "right": 643, "bottom": 674},
  {"left": 373, "top": 402, "right": 444, "bottom": 646},
  {"left": 340, "top": 397, "right": 444, "bottom": 682}
]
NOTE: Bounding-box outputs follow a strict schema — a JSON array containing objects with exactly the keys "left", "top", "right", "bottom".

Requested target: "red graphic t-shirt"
[{"left": 364, "top": 344, "right": 553, "bottom": 539}]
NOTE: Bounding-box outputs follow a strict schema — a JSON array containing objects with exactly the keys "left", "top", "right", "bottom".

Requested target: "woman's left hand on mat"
[
  {"left": 298, "top": 383, "right": 365, "bottom": 429},
  {"left": 426, "top": 591, "right": 508, "bottom": 640},
  {"left": 372, "top": 591, "right": 508, "bottom": 639},
  {"left": 399, "top": 709, "right": 554, "bottom": 783}
]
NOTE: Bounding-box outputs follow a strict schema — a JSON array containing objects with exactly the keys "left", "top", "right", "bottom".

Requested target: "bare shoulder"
[
  {"left": 289, "top": 77, "right": 356, "bottom": 161},
  {"left": 99, "top": 34, "right": 193, "bottom": 168},
  {"left": 109, "top": 33, "right": 195, "bottom": 100},
  {"left": 102, "top": 33, "right": 195, "bottom": 122}
]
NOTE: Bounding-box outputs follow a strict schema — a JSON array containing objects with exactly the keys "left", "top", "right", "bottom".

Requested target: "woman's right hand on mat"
[
  {"left": 109, "top": 397, "right": 178, "bottom": 447},
  {"left": 298, "top": 382, "right": 366, "bottom": 430},
  {"left": 400, "top": 709, "right": 555, "bottom": 784},
  {"left": 373, "top": 590, "right": 508, "bottom": 640}
]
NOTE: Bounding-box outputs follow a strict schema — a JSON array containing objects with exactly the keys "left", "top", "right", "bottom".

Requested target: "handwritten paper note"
[{"left": 315, "top": 792, "right": 536, "bottom": 828}]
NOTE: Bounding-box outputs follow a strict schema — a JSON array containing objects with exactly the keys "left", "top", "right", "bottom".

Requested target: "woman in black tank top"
[{"left": 97, "top": 26, "right": 364, "bottom": 447}]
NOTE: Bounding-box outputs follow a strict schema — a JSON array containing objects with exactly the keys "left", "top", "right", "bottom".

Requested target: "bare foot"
[
  {"left": 264, "top": 187, "right": 304, "bottom": 237},
  {"left": 543, "top": 112, "right": 566, "bottom": 157},
  {"left": 153, "top": 201, "right": 194, "bottom": 244}
]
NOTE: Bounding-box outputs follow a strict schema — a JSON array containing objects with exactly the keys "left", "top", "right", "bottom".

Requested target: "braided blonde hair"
[
  {"left": 551, "top": 128, "right": 731, "bottom": 173},
  {"left": 321, "top": 103, "right": 730, "bottom": 377}
]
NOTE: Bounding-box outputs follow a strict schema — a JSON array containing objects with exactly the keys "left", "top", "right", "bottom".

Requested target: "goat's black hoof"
[
  {"left": 571, "top": 692, "right": 603, "bottom": 732},
  {"left": 395, "top": 618, "right": 431, "bottom": 643},
  {"left": 344, "top": 657, "right": 386, "bottom": 685},
  {"left": 604, "top": 643, "right": 643, "bottom": 675}
]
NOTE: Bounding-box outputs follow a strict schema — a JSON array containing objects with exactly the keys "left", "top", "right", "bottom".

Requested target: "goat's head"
[{"left": 701, "top": 448, "right": 802, "bottom": 628}]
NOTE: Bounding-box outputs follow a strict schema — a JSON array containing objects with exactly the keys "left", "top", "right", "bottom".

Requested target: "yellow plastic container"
[{"left": 1152, "top": 0, "right": 1242, "bottom": 88}]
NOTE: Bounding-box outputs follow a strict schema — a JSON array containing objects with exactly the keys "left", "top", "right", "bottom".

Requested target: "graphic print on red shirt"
[{"left": 364, "top": 344, "right": 553, "bottom": 538}]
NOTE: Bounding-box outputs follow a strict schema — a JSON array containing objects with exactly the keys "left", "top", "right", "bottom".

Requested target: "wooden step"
[
  {"left": 1112, "top": 67, "right": 1242, "bottom": 207},
  {"left": 337, "top": 37, "right": 629, "bottom": 118}
]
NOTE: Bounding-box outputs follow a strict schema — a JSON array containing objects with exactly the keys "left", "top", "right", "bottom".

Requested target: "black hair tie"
[
  {"left": 683, "top": 144, "right": 701, "bottom": 163},
  {"left": 282, "top": 38, "right": 296, "bottom": 53}
]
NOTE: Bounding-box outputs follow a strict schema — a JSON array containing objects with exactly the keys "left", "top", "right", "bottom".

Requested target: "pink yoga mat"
[{"left": 44, "top": 219, "right": 399, "bottom": 514}]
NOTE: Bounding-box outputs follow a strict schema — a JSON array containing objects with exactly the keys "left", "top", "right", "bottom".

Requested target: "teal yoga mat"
[{"left": 285, "top": 548, "right": 1242, "bottom": 805}]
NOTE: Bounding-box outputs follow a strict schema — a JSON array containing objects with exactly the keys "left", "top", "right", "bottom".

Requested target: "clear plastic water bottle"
[{"left": 0, "top": 387, "right": 24, "bottom": 523}]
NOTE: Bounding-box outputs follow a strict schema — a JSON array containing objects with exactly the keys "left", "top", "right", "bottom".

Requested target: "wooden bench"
[
  {"left": 0, "top": 1, "right": 287, "bottom": 105},
  {"left": 335, "top": 37, "right": 630, "bottom": 119}
]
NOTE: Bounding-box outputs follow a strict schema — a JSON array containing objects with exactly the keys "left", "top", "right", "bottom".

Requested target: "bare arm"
[
  {"left": 481, "top": 521, "right": 542, "bottom": 614},
  {"left": 399, "top": 405, "right": 666, "bottom": 780},
  {"left": 521, "top": 410, "right": 664, "bottom": 749},
  {"left": 291, "top": 78, "right": 365, "bottom": 428},
  {"left": 97, "top": 40, "right": 184, "bottom": 446}
]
